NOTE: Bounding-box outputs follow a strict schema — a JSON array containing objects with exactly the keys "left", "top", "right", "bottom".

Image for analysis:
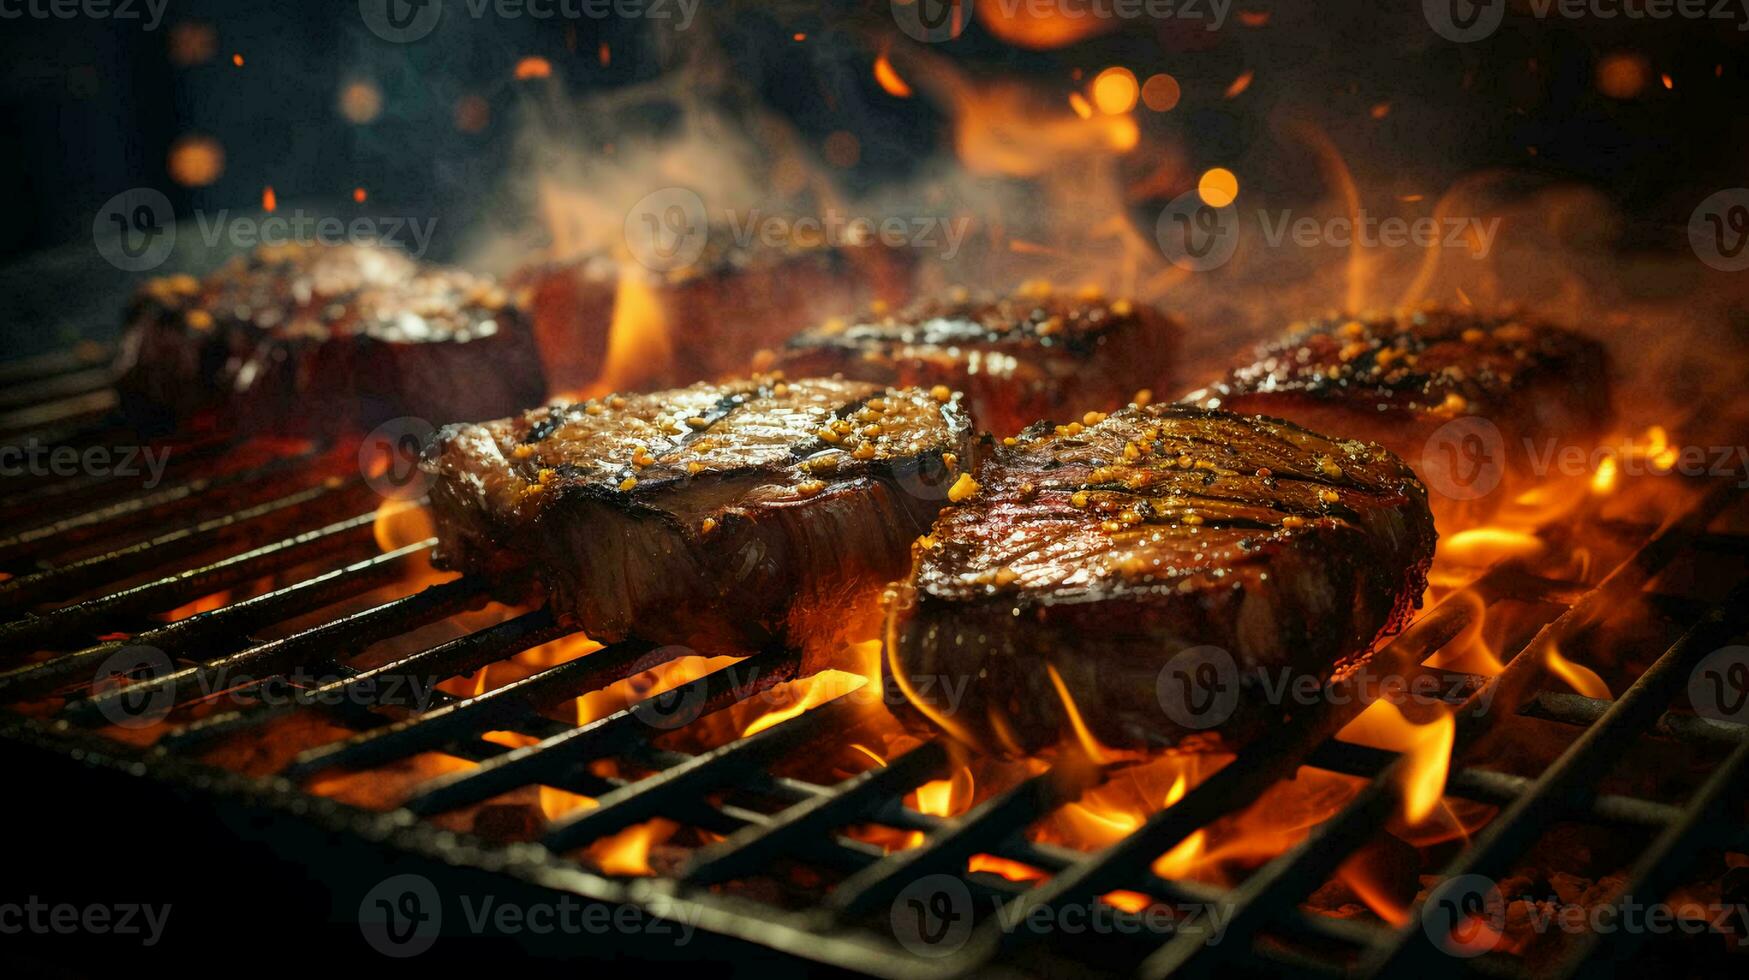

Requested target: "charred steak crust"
[
  {"left": 115, "top": 243, "right": 547, "bottom": 437},
  {"left": 1183, "top": 308, "right": 1613, "bottom": 512},
  {"left": 424, "top": 377, "right": 976, "bottom": 652},
  {"left": 885, "top": 404, "right": 1437, "bottom": 755},
  {"left": 768, "top": 283, "right": 1179, "bottom": 436}
]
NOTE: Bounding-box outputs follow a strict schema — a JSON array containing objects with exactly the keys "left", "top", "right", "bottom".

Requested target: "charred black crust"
[
  {"left": 785, "top": 287, "right": 1155, "bottom": 360},
  {"left": 1194, "top": 307, "right": 1611, "bottom": 415}
]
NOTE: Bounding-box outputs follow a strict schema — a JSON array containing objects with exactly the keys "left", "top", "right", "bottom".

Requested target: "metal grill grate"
[{"left": 2, "top": 351, "right": 1746, "bottom": 978}]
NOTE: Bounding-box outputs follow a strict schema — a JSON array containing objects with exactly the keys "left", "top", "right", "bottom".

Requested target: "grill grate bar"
[
  {"left": 0, "top": 509, "right": 379, "bottom": 652},
  {"left": 0, "top": 538, "right": 428, "bottom": 701},
  {"left": 1357, "top": 578, "right": 1749, "bottom": 977},
  {"left": 0, "top": 434, "right": 243, "bottom": 524},
  {"left": 0, "top": 388, "right": 117, "bottom": 441},
  {"left": 540, "top": 694, "right": 860, "bottom": 853},
  {"left": 0, "top": 444, "right": 332, "bottom": 568},
  {"left": 948, "top": 563, "right": 1507, "bottom": 971},
  {"left": 1552, "top": 732, "right": 1749, "bottom": 977},
  {"left": 1307, "top": 740, "right": 1690, "bottom": 830},
  {"left": 157, "top": 607, "right": 574, "bottom": 751},
  {"left": 283, "top": 637, "right": 693, "bottom": 777},
  {"left": 1131, "top": 484, "right": 1742, "bottom": 979},
  {"left": 62, "top": 573, "right": 486, "bottom": 726},
  {"left": 0, "top": 476, "right": 371, "bottom": 610},
  {"left": 1522, "top": 689, "right": 1749, "bottom": 746},
  {"left": 681, "top": 740, "right": 952, "bottom": 886},
  {"left": 399, "top": 647, "right": 801, "bottom": 817},
  {"left": 827, "top": 760, "right": 1103, "bottom": 922}
]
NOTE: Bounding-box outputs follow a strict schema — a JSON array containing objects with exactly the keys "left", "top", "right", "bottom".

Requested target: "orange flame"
[
  {"left": 976, "top": 1, "right": 1108, "bottom": 49},
  {"left": 1338, "top": 701, "right": 1455, "bottom": 826},
  {"left": 874, "top": 51, "right": 913, "bottom": 99},
  {"left": 1545, "top": 644, "right": 1611, "bottom": 700}
]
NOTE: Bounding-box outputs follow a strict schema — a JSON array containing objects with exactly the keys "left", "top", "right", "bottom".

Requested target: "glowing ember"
[
  {"left": 977, "top": 1, "right": 1109, "bottom": 48},
  {"left": 261, "top": 186, "right": 276, "bottom": 213},
  {"left": 338, "top": 79, "right": 384, "bottom": 125},
  {"left": 1224, "top": 70, "right": 1254, "bottom": 99},
  {"left": 168, "top": 134, "right": 225, "bottom": 187},
  {"left": 1197, "top": 168, "right": 1239, "bottom": 208},
  {"left": 874, "top": 51, "right": 912, "bottom": 98},
  {"left": 1140, "top": 74, "right": 1181, "bottom": 112},
  {"left": 514, "top": 56, "right": 554, "bottom": 80},
  {"left": 1596, "top": 53, "right": 1651, "bottom": 100},
  {"left": 1090, "top": 67, "right": 1138, "bottom": 116},
  {"left": 353, "top": 187, "right": 367, "bottom": 203}
]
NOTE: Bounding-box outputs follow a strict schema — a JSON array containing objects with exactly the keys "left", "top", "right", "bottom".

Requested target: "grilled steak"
[
  {"left": 765, "top": 283, "right": 1179, "bottom": 436},
  {"left": 884, "top": 404, "right": 1436, "bottom": 754},
  {"left": 1182, "top": 308, "right": 1613, "bottom": 519},
  {"left": 423, "top": 377, "right": 975, "bottom": 652},
  {"left": 511, "top": 231, "right": 912, "bottom": 396},
  {"left": 115, "top": 243, "right": 547, "bottom": 438}
]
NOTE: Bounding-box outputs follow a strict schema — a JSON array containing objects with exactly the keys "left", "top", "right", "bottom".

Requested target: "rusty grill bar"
[{"left": 2, "top": 356, "right": 1746, "bottom": 978}]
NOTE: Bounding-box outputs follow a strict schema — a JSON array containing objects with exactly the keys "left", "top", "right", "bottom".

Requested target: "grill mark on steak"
[
  {"left": 1183, "top": 307, "right": 1613, "bottom": 521},
  {"left": 765, "top": 283, "right": 1179, "bottom": 435},
  {"left": 885, "top": 404, "right": 1436, "bottom": 754},
  {"left": 423, "top": 377, "right": 975, "bottom": 653},
  {"left": 115, "top": 243, "right": 546, "bottom": 438}
]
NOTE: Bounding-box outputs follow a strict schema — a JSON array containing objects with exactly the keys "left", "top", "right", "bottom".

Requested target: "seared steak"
[
  {"left": 423, "top": 377, "right": 975, "bottom": 652},
  {"left": 884, "top": 404, "right": 1436, "bottom": 754},
  {"left": 115, "top": 243, "right": 547, "bottom": 438},
  {"left": 510, "top": 231, "right": 912, "bottom": 396},
  {"left": 766, "top": 283, "right": 1179, "bottom": 436},
  {"left": 1183, "top": 308, "right": 1612, "bottom": 518}
]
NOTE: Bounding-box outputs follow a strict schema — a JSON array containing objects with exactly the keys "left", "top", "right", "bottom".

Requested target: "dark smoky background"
[{"left": 1, "top": 0, "right": 1746, "bottom": 359}]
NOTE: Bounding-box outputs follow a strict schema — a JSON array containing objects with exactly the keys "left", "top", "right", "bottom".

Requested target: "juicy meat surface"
[
  {"left": 884, "top": 404, "right": 1437, "bottom": 754},
  {"left": 510, "top": 231, "right": 913, "bottom": 395},
  {"left": 115, "top": 243, "right": 547, "bottom": 438},
  {"left": 766, "top": 283, "right": 1179, "bottom": 435},
  {"left": 1182, "top": 308, "right": 1613, "bottom": 519},
  {"left": 424, "top": 377, "right": 975, "bottom": 652}
]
